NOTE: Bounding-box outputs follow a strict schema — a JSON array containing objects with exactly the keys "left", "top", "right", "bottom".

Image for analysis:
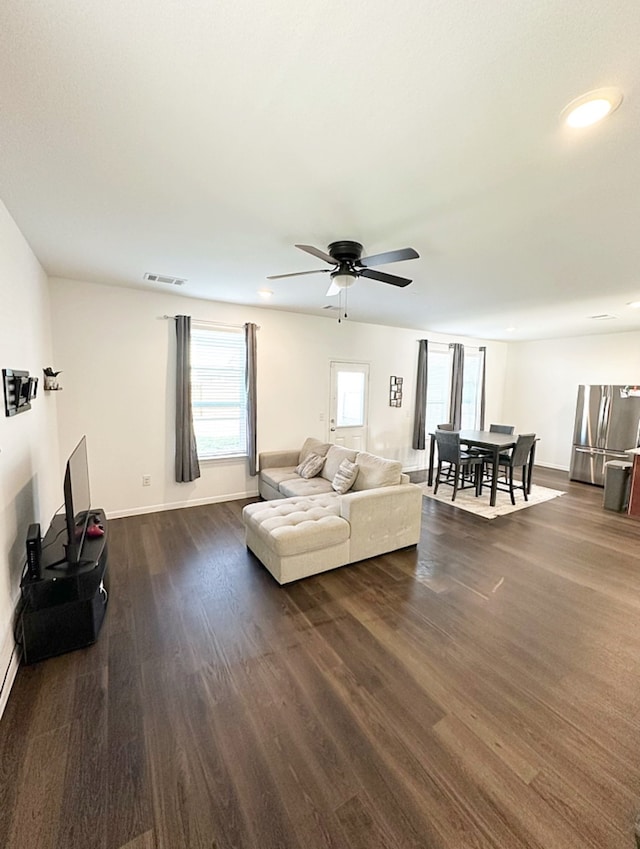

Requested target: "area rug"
[{"left": 419, "top": 481, "right": 565, "bottom": 519}]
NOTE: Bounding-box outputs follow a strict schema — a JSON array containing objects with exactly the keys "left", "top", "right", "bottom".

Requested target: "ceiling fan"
[{"left": 268, "top": 240, "right": 420, "bottom": 296}]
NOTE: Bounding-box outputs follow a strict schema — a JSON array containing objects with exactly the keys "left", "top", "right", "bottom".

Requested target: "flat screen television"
[{"left": 63, "top": 436, "right": 92, "bottom": 565}]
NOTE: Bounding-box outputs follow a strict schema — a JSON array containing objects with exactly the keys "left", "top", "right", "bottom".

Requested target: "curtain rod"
[
  {"left": 449, "top": 343, "right": 485, "bottom": 351},
  {"left": 424, "top": 339, "right": 485, "bottom": 351},
  {"left": 163, "top": 315, "right": 260, "bottom": 330}
]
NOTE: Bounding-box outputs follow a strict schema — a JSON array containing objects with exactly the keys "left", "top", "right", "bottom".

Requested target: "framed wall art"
[{"left": 389, "top": 376, "right": 403, "bottom": 407}]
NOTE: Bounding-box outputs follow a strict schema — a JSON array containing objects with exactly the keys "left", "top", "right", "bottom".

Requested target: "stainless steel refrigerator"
[{"left": 569, "top": 384, "right": 640, "bottom": 485}]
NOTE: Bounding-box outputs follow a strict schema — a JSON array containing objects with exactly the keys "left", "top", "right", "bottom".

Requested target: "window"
[
  {"left": 460, "top": 348, "right": 484, "bottom": 430},
  {"left": 190, "top": 326, "right": 247, "bottom": 459},
  {"left": 336, "top": 370, "right": 366, "bottom": 427},
  {"left": 425, "top": 346, "right": 453, "bottom": 434},
  {"left": 425, "top": 344, "right": 484, "bottom": 432}
]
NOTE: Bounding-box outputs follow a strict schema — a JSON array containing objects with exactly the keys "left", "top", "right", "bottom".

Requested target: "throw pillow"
[
  {"left": 332, "top": 459, "right": 359, "bottom": 494},
  {"left": 298, "top": 437, "right": 332, "bottom": 464},
  {"left": 321, "top": 444, "right": 358, "bottom": 481},
  {"left": 296, "top": 452, "right": 326, "bottom": 479}
]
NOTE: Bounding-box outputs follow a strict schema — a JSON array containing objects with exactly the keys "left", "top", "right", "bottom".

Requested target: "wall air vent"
[
  {"left": 144, "top": 273, "right": 187, "bottom": 286},
  {"left": 588, "top": 313, "right": 618, "bottom": 321}
]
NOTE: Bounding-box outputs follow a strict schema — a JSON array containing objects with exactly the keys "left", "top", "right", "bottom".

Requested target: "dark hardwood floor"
[{"left": 2, "top": 467, "right": 640, "bottom": 848}]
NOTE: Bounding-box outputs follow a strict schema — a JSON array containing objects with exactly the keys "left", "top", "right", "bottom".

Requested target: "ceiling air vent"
[
  {"left": 588, "top": 313, "right": 618, "bottom": 321},
  {"left": 144, "top": 272, "right": 187, "bottom": 286}
]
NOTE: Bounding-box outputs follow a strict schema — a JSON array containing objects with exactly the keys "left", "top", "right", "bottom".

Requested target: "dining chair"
[
  {"left": 489, "top": 423, "right": 515, "bottom": 434},
  {"left": 436, "top": 423, "right": 456, "bottom": 479},
  {"left": 491, "top": 433, "right": 537, "bottom": 504},
  {"left": 433, "top": 431, "right": 484, "bottom": 501}
]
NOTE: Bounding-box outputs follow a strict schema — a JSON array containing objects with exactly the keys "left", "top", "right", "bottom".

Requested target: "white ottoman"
[{"left": 242, "top": 494, "right": 351, "bottom": 584}]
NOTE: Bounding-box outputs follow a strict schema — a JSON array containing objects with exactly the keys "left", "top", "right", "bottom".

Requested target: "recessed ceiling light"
[
  {"left": 505, "top": 327, "right": 516, "bottom": 333},
  {"left": 627, "top": 301, "right": 640, "bottom": 309},
  {"left": 258, "top": 289, "right": 273, "bottom": 299},
  {"left": 562, "top": 87, "right": 623, "bottom": 128}
]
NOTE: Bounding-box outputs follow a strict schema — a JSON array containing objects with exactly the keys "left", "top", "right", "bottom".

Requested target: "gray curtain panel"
[
  {"left": 175, "top": 315, "right": 201, "bottom": 483},
  {"left": 245, "top": 322, "right": 258, "bottom": 476},
  {"left": 449, "top": 342, "right": 465, "bottom": 430},
  {"left": 479, "top": 346, "right": 487, "bottom": 430},
  {"left": 412, "top": 339, "right": 429, "bottom": 450}
]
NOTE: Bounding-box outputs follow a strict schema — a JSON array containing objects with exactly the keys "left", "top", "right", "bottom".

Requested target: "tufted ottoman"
[{"left": 242, "top": 494, "right": 350, "bottom": 584}]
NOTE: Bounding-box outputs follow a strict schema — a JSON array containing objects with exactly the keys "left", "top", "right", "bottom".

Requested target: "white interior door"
[{"left": 329, "top": 361, "right": 369, "bottom": 450}]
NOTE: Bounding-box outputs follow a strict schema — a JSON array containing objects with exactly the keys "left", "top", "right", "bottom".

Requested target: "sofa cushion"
[
  {"left": 296, "top": 452, "right": 326, "bottom": 479},
  {"left": 243, "top": 495, "right": 348, "bottom": 556},
  {"left": 279, "top": 476, "right": 335, "bottom": 498},
  {"left": 260, "top": 466, "right": 300, "bottom": 490},
  {"left": 321, "top": 445, "right": 358, "bottom": 482},
  {"left": 332, "top": 459, "right": 359, "bottom": 494},
  {"left": 299, "top": 437, "right": 332, "bottom": 464},
  {"left": 351, "top": 451, "right": 402, "bottom": 491}
]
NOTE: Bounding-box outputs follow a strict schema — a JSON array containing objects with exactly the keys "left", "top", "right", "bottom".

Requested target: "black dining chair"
[
  {"left": 490, "top": 433, "right": 537, "bottom": 504},
  {"left": 436, "top": 423, "right": 456, "bottom": 479},
  {"left": 489, "top": 424, "right": 515, "bottom": 434},
  {"left": 433, "top": 431, "right": 484, "bottom": 501}
]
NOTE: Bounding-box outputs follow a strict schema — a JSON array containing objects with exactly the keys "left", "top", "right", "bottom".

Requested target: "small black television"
[{"left": 63, "top": 436, "right": 92, "bottom": 565}]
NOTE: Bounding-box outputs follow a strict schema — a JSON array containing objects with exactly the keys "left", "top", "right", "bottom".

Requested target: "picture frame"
[{"left": 389, "top": 375, "right": 403, "bottom": 407}]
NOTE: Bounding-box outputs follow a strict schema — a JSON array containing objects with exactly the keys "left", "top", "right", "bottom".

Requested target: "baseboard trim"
[
  {"left": 106, "top": 489, "right": 259, "bottom": 520},
  {"left": 536, "top": 462, "right": 570, "bottom": 472},
  {"left": 0, "top": 600, "right": 23, "bottom": 721},
  {"left": 104, "top": 465, "right": 569, "bottom": 520}
]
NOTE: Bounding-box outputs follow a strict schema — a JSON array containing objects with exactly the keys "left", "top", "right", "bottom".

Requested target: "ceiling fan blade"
[
  {"left": 267, "top": 269, "right": 331, "bottom": 280},
  {"left": 359, "top": 268, "right": 412, "bottom": 287},
  {"left": 326, "top": 281, "right": 341, "bottom": 297},
  {"left": 358, "top": 247, "right": 419, "bottom": 267},
  {"left": 295, "top": 244, "right": 337, "bottom": 265}
]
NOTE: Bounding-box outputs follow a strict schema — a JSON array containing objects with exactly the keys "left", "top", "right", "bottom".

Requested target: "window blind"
[{"left": 190, "top": 326, "right": 247, "bottom": 459}]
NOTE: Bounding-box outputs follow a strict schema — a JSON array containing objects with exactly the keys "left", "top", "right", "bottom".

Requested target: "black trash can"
[{"left": 603, "top": 460, "right": 632, "bottom": 512}]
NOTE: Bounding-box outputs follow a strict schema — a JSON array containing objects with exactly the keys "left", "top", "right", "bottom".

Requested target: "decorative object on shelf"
[
  {"left": 3, "top": 369, "right": 38, "bottom": 417},
  {"left": 43, "top": 367, "right": 62, "bottom": 390},
  {"left": 389, "top": 375, "right": 403, "bottom": 407}
]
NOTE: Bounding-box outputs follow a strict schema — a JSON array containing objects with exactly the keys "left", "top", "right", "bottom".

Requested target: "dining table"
[{"left": 427, "top": 430, "right": 537, "bottom": 507}]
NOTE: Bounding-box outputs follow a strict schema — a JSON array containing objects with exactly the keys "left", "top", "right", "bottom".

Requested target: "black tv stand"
[{"left": 19, "top": 509, "right": 109, "bottom": 663}]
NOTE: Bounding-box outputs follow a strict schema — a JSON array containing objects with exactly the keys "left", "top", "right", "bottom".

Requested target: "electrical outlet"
[{"left": 142, "top": 475, "right": 151, "bottom": 487}]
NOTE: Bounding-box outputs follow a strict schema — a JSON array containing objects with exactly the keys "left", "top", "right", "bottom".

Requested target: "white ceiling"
[{"left": 1, "top": 0, "right": 640, "bottom": 341}]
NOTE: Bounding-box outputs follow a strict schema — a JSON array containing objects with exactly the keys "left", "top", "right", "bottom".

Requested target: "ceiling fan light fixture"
[{"left": 332, "top": 272, "right": 357, "bottom": 290}]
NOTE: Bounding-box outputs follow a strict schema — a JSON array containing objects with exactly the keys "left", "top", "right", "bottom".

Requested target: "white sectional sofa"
[{"left": 242, "top": 438, "right": 423, "bottom": 584}]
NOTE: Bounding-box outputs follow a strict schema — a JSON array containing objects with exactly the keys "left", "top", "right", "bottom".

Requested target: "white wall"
[
  {"left": 0, "top": 201, "right": 60, "bottom": 718},
  {"left": 49, "top": 278, "right": 508, "bottom": 517},
  {"left": 503, "top": 331, "right": 640, "bottom": 469}
]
